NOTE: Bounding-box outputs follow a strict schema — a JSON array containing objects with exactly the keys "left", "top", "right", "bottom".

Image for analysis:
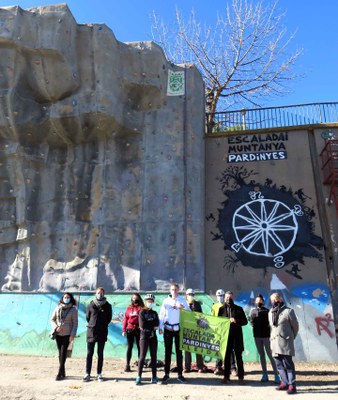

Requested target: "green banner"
[{"left": 179, "top": 310, "right": 230, "bottom": 360}]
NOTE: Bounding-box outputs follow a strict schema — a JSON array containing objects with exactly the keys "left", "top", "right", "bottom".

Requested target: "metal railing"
[{"left": 206, "top": 102, "right": 338, "bottom": 134}]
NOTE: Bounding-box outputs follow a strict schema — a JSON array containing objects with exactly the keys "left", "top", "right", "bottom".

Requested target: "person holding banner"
[
  {"left": 218, "top": 291, "right": 248, "bottom": 384},
  {"left": 211, "top": 289, "right": 225, "bottom": 375},
  {"left": 212, "top": 289, "right": 237, "bottom": 376},
  {"left": 159, "top": 283, "right": 190, "bottom": 384},
  {"left": 184, "top": 288, "right": 206, "bottom": 373}
]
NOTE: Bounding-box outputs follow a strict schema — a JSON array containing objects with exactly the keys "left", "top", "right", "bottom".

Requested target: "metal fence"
[{"left": 206, "top": 102, "right": 338, "bottom": 134}]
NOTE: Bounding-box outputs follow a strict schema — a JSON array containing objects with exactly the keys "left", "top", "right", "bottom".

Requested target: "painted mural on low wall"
[
  {"left": 0, "top": 291, "right": 335, "bottom": 363},
  {"left": 0, "top": 293, "right": 262, "bottom": 361},
  {"left": 205, "top": 130, "right": 338, "bottom": 362}
]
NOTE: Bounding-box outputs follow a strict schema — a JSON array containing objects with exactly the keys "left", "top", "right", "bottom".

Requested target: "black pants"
[
  {"left": 185, "top": 351, "right": 204, "bottom": 370},
  {"left": 56, "top": 335, "right": 70, "bottom": 376},
  {"left": 126, "top": 329, "right": 140, "bottom": 366},
  {"left": 86, "top": 341, "right": 105, "bottom": 375},
  {"left": 274, "top": 355, "right": 296, "bottom": 387},
  {"left": 216, "top": 351, "right": 236, "bottom": 370},
  {"left": 138, "top": 332, "right": 158, "bottom": 378},
  {"left": 224, "top": 335, "right": 244, "bottom": 379},
  {"left": 164, "top": 329, "right": 182, "bottom": 376}
]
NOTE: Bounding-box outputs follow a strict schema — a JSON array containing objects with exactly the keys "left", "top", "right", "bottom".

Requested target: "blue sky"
[{"left": 1, "top": 0, "right": 337, "bottom": 108}]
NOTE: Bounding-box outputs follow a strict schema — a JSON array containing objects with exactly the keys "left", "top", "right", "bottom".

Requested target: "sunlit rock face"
[{"left": 0, "top": 4, "right": 205, "bottom": 292}]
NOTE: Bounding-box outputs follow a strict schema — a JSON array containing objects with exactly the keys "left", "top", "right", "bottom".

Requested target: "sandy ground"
[{"left": 0, "top": 355, "right": 337, "bottom": 400}]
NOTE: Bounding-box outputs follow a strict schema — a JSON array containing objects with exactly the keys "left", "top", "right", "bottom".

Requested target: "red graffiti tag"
[{"left": 315, "top": 313, "right": 334, "bottom": 338}]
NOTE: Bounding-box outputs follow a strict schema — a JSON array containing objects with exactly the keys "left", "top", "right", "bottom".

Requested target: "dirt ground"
[{"left": 0, "top": 354, "right": 337, "bottom": 400}]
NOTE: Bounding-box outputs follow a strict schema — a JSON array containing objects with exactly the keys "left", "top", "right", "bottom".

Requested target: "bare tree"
[{"left": 151, "top": 0, "right": 303, "bottom": 131}]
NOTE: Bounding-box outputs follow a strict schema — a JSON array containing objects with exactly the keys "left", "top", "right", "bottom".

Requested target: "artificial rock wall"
[{"left": 0, "top": 4, "right": 205, "bottom": 292}]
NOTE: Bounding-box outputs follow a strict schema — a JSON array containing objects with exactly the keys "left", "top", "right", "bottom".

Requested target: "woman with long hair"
[
  {"left": 122, "top": 293, "right": 144, "bottom": 372},
  {"left": 50, "top": 292, "right": 78, "bottom": 380}
]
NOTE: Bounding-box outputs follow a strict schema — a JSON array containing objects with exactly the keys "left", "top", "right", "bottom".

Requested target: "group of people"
[{"left": 50, "top": 285, "right": 299, "bottom": 395}]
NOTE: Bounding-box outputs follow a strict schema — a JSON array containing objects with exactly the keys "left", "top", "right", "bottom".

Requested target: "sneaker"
[
  {"left": 97, "top": 374, "right": 103, "bottom": 382},
  {"left": 177, "top": 375, "right": 186, "bottom": 383},
  {"left": 184, "top": 368, "right": 191, "bottom": 373},
  {"left": 231, "top": 368, "right": 238, "bottom": 376},
  {"left": 214, "top": 368, "right": 223, "bottom": 375},
  {"left": 124, "top": 365, "right": 131, "bottom": 372},
  {"left": 287, "top": 385, "right": 297, "bottom": 395},
  {"left": 150, "top": 377, "right": 159, "bottom": 384},
  {"left": 135, "top": 376, "right": 141, "bottom": 385},
  {"left": 238, "top": 378, "right": 245, "bottom": 385},
  {"left": 55, "top": 374, "right": 63, "bottom": 381},
  {"left": 198, "top": 369, "right": 205, "bottom": 373},
  {"left": 83, "top": 374, "right": 90, "bottom": 382},
  {"left": 221, "top": 378, "right": 230, "bottom": 384},
  {"left": 261, "top": 373, "right": 269, "bottom": 382},
  {"left": 276, "top": 383, "right": 288, "bottom": 391},
  {"left": 274, "top": 374, "right": 281, "bottom": 384},
  {"left": 161, "top": 374, "right": 170, "bottom": 384}
]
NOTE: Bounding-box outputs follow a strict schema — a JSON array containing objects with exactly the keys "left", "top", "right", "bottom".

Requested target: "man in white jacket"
[{"left": 159, "top": 283, "right": 190, "bottom": 384}]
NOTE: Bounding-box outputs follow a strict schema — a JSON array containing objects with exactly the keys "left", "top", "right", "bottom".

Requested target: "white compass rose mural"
[{"left": 209, "top": 166, "right": 323, "bottom": 272}]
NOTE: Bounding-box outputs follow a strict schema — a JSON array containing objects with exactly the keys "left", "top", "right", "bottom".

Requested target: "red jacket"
[{"left": 122, "top": 305, "right": 142, "bottom": 332}]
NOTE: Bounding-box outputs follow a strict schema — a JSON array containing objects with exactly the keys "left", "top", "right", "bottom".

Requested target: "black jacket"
[
  {"left": 250, "top": 306, "right": 271, "bottom": 338},
  {"left": 86, "top": 300, "right": 112, "bottom": 342},
  {"left": 139, "top": 308, "right": 159, "bottom": 332},
  {"left": 188, "top": 300, "right": 202, "bottom": 313},
  {"left": 218, "top": 302, "right": 248, "bottom": 352}
]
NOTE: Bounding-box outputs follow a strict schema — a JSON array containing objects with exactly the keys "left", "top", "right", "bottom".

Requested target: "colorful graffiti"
[{"left": 0, "top": 290, "right": 336, "bottom": 362}]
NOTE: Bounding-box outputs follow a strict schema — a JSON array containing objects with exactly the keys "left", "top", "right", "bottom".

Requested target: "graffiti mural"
[{"left": 213, "top": 166, "right": 324, "bottom": 271}]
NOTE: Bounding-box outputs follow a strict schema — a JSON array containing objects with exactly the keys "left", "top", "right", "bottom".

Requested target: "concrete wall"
[
  {"left": 0, "top": 4, "right": 205, "bottom": 293},
  {"left": 205, "top": 127, "right": 338, "bottom": 362}
]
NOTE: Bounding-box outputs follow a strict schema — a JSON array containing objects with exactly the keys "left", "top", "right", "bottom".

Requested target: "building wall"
[{"left": 205, "top": 127, "right": 338, "bottom": 362}]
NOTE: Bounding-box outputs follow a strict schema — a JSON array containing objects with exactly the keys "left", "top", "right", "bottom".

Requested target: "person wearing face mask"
[
  {"left": 211, "top": 289, "right": 225, "bottom": 375},
  {"left": 211, "top": 289, "right": 237, "bottom": 376},
  {"left": 122, "top": 293, "right": 144, "bottom": 372},
  {"left": 159, "top": 283, "right": 190, "bottom": 384},
  {"left": 184, "top": 288, "right": 206, "bottom": 373},
  {"left": 83, "top": 287, "right": 112, "bottom": 382},
  {"left": 218, "top": 291, "right": 248, "bottom": 384},
  {"left": 249, "top": 294, "right": 279, "bottom": 384},
  {"left": 50, "top": 292, "right": 78, "bottom": 381},
  {"left": 269, "top": 293, "right": 299, "bottom": 395},
  {"left": 135, "top": 294, "right": 159, "bottom": 385}
]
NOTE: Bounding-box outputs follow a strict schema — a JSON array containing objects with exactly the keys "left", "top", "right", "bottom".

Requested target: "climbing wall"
[{"left": 0, "top": 4, "right": 205, "bottom": 293}]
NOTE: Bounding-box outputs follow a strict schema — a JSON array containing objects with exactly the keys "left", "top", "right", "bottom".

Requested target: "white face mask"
[
  {"left": 187, "top": 295, "right": 194, "bottom": 303},
  {"left": 63, "top": 297, "right": 70, "bottom": 304},
  {"left": 146, "top": 302, "right": 154, "bottom": 309},
  {"left": 217, "top": 296, "right": 224, "bottom": 304},
  {"left": 96, "top": 294, "right": 103, "bottom": 301},
  {"left": 170, "top": 290, "right": 177, "bottom": 298}
]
